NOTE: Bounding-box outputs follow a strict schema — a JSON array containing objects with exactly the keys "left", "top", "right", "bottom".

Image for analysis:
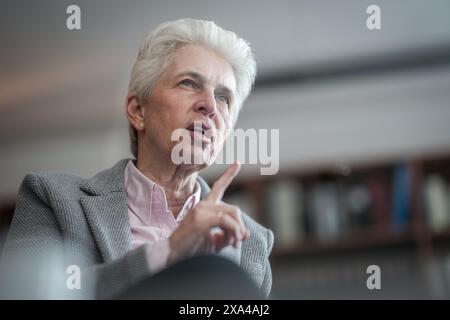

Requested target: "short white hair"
[{"left": 128, "top": 18, "right": 257, "bottom": 158}]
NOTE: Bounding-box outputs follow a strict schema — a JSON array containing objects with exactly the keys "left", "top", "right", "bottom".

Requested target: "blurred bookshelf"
[{"left": 223, "top": 152, "right": 450, "bottom": 299}]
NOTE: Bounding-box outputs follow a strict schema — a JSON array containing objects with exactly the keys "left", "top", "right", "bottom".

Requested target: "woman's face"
[{"left": 140, "top": 44, "right": 237, "bottom": 170}]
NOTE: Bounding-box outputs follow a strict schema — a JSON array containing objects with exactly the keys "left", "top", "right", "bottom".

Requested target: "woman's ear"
[{"left": 125, "top": 93, "right": 145, "bottom": 130}]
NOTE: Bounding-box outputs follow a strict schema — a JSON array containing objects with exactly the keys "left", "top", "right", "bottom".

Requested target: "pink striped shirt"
[{"left": 123, "top": 160, "right": 201, "bottom": 273}]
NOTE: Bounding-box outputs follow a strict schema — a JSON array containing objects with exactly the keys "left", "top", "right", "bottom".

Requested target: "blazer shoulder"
[
  {"left": 19, "top": 171, "right": 87, "bottom": 203},
  {"left": 18, "top": 159, "right": 130, "bottom": 202}
]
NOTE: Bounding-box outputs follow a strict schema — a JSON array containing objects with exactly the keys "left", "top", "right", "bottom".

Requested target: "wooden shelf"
[
  {"left": 272, "top": 226, "right": 417, "bottom": 259},
  {"left": 429, "top": 227, "right": 450, "bottom": 245},
  {"left": 271, "top": 225, "right": 450, "bottom": 259}
]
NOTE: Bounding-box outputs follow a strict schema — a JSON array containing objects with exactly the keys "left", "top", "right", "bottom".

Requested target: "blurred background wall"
[{"left": 1, "top": 0, "right": 450, "bottom": 299}]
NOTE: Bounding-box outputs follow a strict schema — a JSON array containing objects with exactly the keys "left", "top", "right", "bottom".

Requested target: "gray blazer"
[{"left": 1, "top": 159, "right": 274, "bottom": 299}]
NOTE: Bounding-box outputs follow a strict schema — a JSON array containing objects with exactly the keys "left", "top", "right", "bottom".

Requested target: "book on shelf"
[
  {"left": 345, "top": 182, "right": 373, "bottom": 230},
  {"left": 265, "top": 179, "right": 304, "bottom": 247},
  {"left": 365, "top": 173, "right": 391, "bottom": 233},
  {"left": 308, "top": 182, "right": 342, "bottom": 242},
  {"left": 391, "top": 164, "right": 411, "bottom": 233},
  {"left": 423, "top": 174, "right": 450, "bottom": 232}
]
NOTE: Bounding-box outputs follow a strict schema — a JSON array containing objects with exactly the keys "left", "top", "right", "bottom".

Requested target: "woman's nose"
[{"left": 194, "top": 90, "right": 217, "bottom": 118}]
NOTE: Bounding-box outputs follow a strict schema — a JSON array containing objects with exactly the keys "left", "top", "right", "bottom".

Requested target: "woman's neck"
[{"left": 135, "top": 155, "right": 198, "bottom": 218}]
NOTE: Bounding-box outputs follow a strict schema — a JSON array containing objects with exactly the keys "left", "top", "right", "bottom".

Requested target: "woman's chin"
[{"left": 172, "top": 146, "right": 214, "bottom": 170}]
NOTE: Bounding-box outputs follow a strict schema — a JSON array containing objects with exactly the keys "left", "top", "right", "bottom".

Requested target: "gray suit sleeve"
[
  {"left": 261, "top": 228, "right": 274, "bottom": 298},
  {"left": 0, "top": 174, "right": 66, "bottom": 298},
  {"left": 83, "top": 246, "right": 150, "bottom": 299},
  {"left": 0, "top": 175, "right": 150, "bottom": 299}
]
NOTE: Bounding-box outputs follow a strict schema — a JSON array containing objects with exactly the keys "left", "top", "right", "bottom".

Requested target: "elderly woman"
[{"left": 1, "top": 19, "right": 273, "bottom": 299}]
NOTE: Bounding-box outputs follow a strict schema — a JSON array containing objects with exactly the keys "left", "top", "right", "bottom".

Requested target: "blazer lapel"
[
  {"left": 80, "top": 159, "right": 131, "bottom": 263},
  {"left": 80, "top": 192, "right": 131, "bottom": 263}
]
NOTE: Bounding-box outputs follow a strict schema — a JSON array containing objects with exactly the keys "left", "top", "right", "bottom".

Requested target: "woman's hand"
[{"left": 167, "top": 162, "right": 250, "bottom": 265}]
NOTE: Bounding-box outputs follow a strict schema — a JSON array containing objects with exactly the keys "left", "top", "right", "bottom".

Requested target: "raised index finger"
[{"left": 206, "top": 162, "right": 241, "bottom": 203}]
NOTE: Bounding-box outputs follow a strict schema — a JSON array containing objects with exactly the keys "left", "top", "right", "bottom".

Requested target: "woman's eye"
[
  {"left": 180, "top": 79, "right": 197, "bottom": 88},
  {"left": 217, "top": 95, "right": 230, "bottom": 105}
]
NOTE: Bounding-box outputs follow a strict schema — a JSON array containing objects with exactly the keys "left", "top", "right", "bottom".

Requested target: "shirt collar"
[{"left": 123, "top": 159, "right": 200, "bottom": 225}]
